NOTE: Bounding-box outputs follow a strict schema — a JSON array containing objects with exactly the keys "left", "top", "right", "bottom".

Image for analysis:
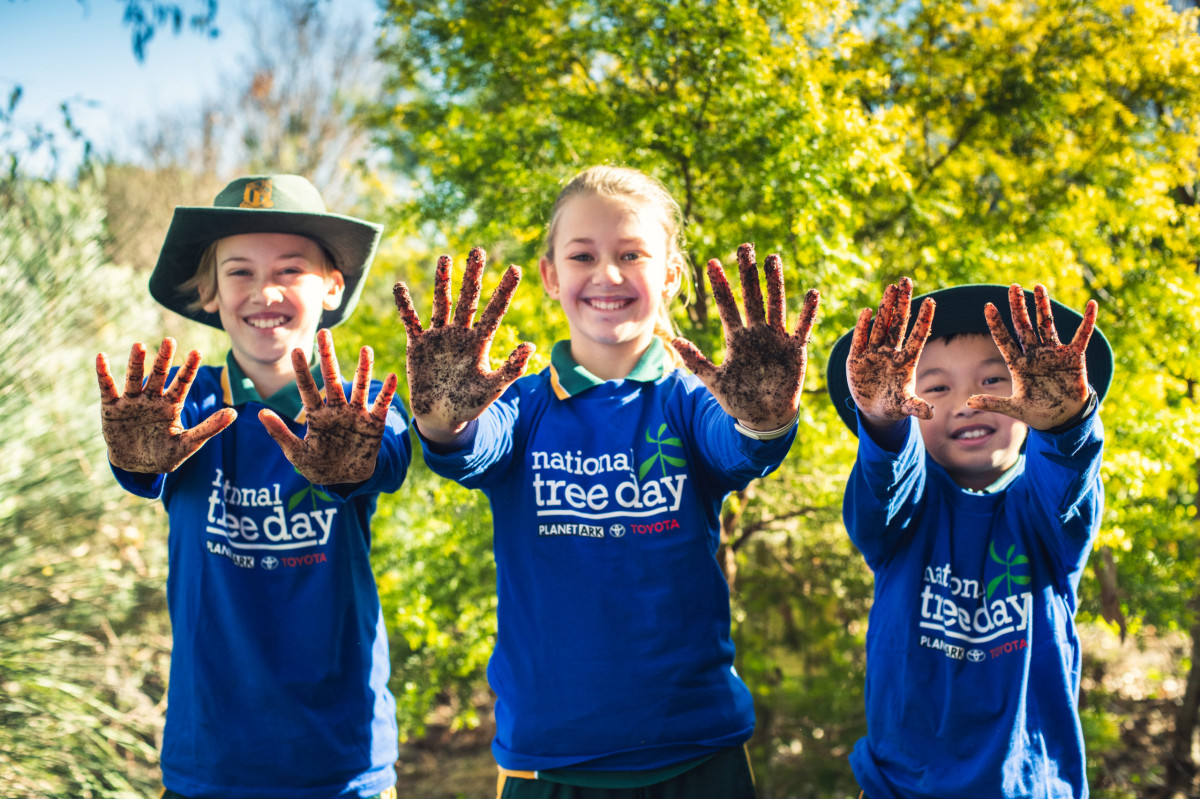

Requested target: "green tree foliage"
[
  {"left": 367, "top": 0, "right": 1200, "bottom": 792},
  {"left": 0, "top": 168, "right": 173, "bottom": 796}
]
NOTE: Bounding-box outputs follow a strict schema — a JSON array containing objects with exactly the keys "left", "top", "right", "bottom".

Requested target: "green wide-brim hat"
[
  {"left": 149, "top": 174, "right": 382, "bottom": 329},
  {"left": 826, "top": 283, "right": 1113, "bottom": 434}
]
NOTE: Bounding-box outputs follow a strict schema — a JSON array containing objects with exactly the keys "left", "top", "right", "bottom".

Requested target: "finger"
[
  {"left": 792, "top": 288, "right": 820, "bottom": 345},
  {"left": 453, "top": 247, "right": 485, "bottom": 328},
  {"left": 350, "top": 346, "right": 374, "bottom": 409},
  {"left": 393, "top": 282, "right": 425, "bottom": 338},
  {"left": 178, "top": 407, "right": 238, "bottom": 454},
  {"left": 369, "top": 372, "right": 398, "bottom": 424},
  {"left": 431, "top": 255, "right": 453, "bottom": 328},
  {"left": 96, "top": 353, "right": 121, "bottom": 404},
  {"left": 983, "top": 303, "right": 1023, "bottom": 364},
  {"left": 764, "top": 253, "right": 786, "bottom": 331},
  {"left": 900, "top": 298, "right": 936, "bottom": 363},
  {"left": 707, "top": 258, "right": 745, "bottom": 335},
  {"left": 847, "top": 307, "right": 873, "bottom": 362},
  {"left": 476, "top": 264, "right": 523, "bottom": 344},
  {"left": 144, "top": 338, "right": 176, "bottom": 395},
  {"left": 1032, "top": 284, "right": 1062, "bottom": 347},
  {"left": 1008, "top": 283, "right": 1038, "bottom": 352},
  {"left": 1067, "top": 299, "right": 1098, "bottom": 354},
  {"left": 316, "top": 329, "right": 347, "bottom": 407},
  {"left": 966, "top": 393, "right": 1019, "bottom": 419},
  {"left": 488, "top": 341, "right": 536, "bottom": 391},
  {"left": 292, "top": 346, "right": 324, "bottom": 413},
  {"left": 736, "top": 243, "right": 766, "bottom": 327},
  {"left": 900, "top": 396, "right": 935, "bottom": 421},
  {"left": 884, "top": 277, "right": 913, "bottom": 351},
  {"left": 122, "top": 342, "right": 148, "bottom": 397},
  {"left": 164, "top": 349, "right": 203, "bottom": 405},
  {"left": 868, "top": 282, "right": 898, "bottom": 349},
  {"left": 258, "top": 408, "right": 304, "bottom": 461},
  {"left": 671, "top": 337, "right": 719, "bottom": 384}
]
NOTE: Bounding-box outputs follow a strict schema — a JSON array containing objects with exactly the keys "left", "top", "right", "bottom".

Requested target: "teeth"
[
  {"left": 955, "top": 428, "right": 990, "bottom": 440},
  {"left": 247, "top": 316, "right": 287, "bottom": 329},
  {"left": 588, "top": 299, "right": 630, "bottom": 311}
]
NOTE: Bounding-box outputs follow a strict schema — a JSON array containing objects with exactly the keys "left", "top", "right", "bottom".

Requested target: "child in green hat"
[
  {"left": 826, "top": 279, "right": 1112, "bottom": 799},
  {"left": 95, "top": 175, "right": 409, "bottom": 799}
]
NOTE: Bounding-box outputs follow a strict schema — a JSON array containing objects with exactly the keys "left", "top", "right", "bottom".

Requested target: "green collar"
[
  {"left": 225, "top": 351, "right": 326, "bottom": 422},
  {"left": 548, "top": 340, "right": 671, "bottom": 399}
]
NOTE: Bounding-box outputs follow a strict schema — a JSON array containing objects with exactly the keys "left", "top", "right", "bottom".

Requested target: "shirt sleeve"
[
  {"left": 418, "top": 389, "right": 521, "bottom": 490},
  {"left": 1010, "top": 410, "right": 1105, "bottom": 575},
  {"left": 678, "top": 382, "right": 797, "bottom": 495},
  {"left": 842, "top": 412, "right": 927, "bottom": 569}
]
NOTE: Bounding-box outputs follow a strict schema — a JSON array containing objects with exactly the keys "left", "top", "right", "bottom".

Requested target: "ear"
[
  {"left": 663, "top": 252, "right": 684, "bottom": 298},
  {"left": 202, "top": 293, "right": 220, "bottom": 314},
  {"left": 322, "top": 269, "right": 347, "bottom": 311},
  {"left": 539, "top": 256, "right": 560, "bottom": 300}
]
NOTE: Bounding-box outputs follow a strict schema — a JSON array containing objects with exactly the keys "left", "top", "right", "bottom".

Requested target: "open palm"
[{"left": 672, "top": 243, "right": 819, "bottom": 431}]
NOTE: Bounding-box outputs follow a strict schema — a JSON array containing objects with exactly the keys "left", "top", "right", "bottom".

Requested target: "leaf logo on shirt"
[
  {"left": 287, "top": 467, "right": 335, "bottom": 511},
  {"left": 986, "top": 542, "right": 1031, "bottom": 599},
  {"left": 639, "top": 423, "right": 685, "bottom": 480}
]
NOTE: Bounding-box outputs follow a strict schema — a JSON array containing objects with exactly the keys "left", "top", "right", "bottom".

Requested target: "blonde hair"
[
  {"left": 179, "top": 236, "right": 337, "bottom": 314},
  {"left": 544, "top": 166, "right": 690, "bottom": 356}
]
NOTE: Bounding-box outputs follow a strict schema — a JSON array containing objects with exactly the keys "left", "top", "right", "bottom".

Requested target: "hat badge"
[{"left": 240, "top": 179, "right": 274, "bottom": 208}]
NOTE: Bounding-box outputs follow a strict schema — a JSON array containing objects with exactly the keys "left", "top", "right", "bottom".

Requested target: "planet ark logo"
[{"left": 917, "top": 545, "right": 1033, "bottom": 662}]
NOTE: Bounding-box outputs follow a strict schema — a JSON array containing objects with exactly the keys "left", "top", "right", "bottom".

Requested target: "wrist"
[
  {"left": 1039, "top": 387, "right": 1098, "bottom": 434},
  {"left": 734, "top": 413, "right": 799, "bottom": 441}
]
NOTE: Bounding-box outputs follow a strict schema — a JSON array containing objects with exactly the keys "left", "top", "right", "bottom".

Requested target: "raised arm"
[
  {"left": 671, "top": 243, "right": 819, "bottom": 433},
  {"left": 845, "top": 277, "right": 936, "bottom": 436},
  {"left": 96, "top": 338, "right": 236, "bottom": 473},
  {"left": 393, "top": 247, "right": 535, "bottom": 445}
]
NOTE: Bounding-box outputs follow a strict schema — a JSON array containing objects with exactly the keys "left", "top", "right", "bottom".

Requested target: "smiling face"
[
  {"left": 915, "top": 334, "right": 1028, "bottom": 491},
  {"left": 202, "top": 232, "right": 344, "bottom": 383},
  {"left": 539, "top": 193, "right": 682, "bottom": 379}
]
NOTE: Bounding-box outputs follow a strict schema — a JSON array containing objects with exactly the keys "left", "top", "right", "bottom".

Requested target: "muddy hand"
[
  {"left": 966, "top": 283, "right": 1096, "bottom": 430},
  {"left": 846, "top": 277, "right": 936, "bottom": 425},
  {"left": 259, "top": 328, "right": 397, "bottom": 485},
  {"left": 393, "top": 247, "right": 535, "bottom": 437},
  {"left": 96, "top": 338, "right": 236, "bottom": 473},
  {"left": 672, "top": 243, "right": 819, "bottom": 430}
]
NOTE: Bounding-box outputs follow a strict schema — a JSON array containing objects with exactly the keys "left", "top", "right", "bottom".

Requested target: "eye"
[
  {"left": 621, "top": 250, "right": 644, "bottom": 261},
  {"left": 982, "top": 375, "right": 1010, "bottom": 387},
  {"left": 921, "top": 384, "right": 949, "bottom": 395},
  {"left": 567, "top": 252, "right": 594, "bottom": 263}
]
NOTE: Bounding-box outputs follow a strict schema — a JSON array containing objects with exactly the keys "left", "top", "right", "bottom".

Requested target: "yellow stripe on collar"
[{"left": 548, "top": 364, "right": 570, "bottom": 400}]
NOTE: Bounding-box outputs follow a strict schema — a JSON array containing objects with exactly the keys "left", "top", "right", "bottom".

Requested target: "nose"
[
  {"left": 254, "top": 276, "right": 284, "bottom": 304},
  {"left": 951, "top": 389, "right": 980, "bottom": 417},
  {"left": 594, "top": 261, "right": 623, "bottom": 284}
]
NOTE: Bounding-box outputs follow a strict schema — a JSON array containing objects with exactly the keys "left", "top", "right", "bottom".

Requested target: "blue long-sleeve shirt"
[
  {"left": 111, "top": 356, "right": 411, "bottom": 799},
  {"left": 845, "top": 410, "right": 1104, "bottom": 799},
  {"left": 421, "top": 341, "right": 794, "bottom": 774}
]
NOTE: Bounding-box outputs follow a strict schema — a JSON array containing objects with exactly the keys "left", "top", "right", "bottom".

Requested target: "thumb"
[
  {"left": 490, "top": 342, "right": 535, "bottom": 389},
  {"left": 178, "top": 408, "right": 237, "bottom": 454},
  {"left": 900, "top": 396, "right": 935, "bottom": 421},
  {"left": 966, "top": 393, "right": 1018, "bottom": 418},
  {"left": 258, "top": 408, "right": 302, "bottom": 462},
  {"left": 671, "top": 338, "right": 717, "bottom": 385}
]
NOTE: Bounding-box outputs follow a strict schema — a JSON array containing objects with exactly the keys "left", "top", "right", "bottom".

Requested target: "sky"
[{"left": 1, "top": 0, "right": 380, "bottom": 173}]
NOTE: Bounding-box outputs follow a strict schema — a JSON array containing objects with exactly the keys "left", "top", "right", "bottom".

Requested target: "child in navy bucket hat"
[
  {"left": 826, "top": 279, "right": 1112, "bottom": 799},
  {"left": 95, "top": 175, "right": 409, "bottom": 799}
]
